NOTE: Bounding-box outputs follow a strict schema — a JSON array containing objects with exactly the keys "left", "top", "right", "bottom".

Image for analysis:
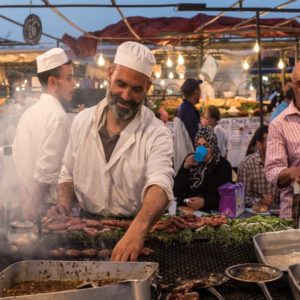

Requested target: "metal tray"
[
  {"left": 253, "top": 229, "right": 300, "bottom": 271},
  {"left": 0, "top": 260, "right": 158, "bottom": 300},
  {"left": 288, "top": 264, "right": 300, "bottom": 300}
]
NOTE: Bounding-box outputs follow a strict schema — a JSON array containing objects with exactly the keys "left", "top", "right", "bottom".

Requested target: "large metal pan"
[
  {"left": 0, "top": 260, "right": 158, "bottom": 300},
  {"left": 225, "top": 263, "right": 283, "bottom": 300},
  {"left": 288, "top": 263, "right": 300, "bottom": 300}
]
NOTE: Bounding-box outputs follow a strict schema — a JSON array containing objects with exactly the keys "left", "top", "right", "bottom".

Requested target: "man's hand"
[
  {"left": 186, "top": 197, "right": 205, "bottom": 211},
  {"left": 277, "top": 167, "right": 300, "bottom": 188},
  {"left": 183, "top": 154, "right": 198, "bottom": 169},
  {"left": 111, "top": 185, "right": 169, "bottom": 262},
  {"left": 260, "top": 194, "right": 274, "bottom": 206},
  {"left": 111, "top": 231, "right": 145, "bottom": 262},
  {"left": 46, "top": 203, "right": 70, "bottom": 219}
]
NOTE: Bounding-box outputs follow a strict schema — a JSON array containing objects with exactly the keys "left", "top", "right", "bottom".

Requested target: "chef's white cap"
[
  {"left": 36, "top": 48, "right": 69, "bottom": 73},
  {"left": 114, "top": 41, "right": 156, "bottom": 78}
]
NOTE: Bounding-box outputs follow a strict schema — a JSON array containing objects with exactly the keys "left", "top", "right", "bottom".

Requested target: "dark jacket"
[{"left": 173, "top": 156, "right": 232, "bottom": 211}]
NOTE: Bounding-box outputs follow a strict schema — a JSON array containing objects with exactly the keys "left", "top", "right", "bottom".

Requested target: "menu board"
[{"left": 220, "top": 117, "right": 260, "bottom": 168}]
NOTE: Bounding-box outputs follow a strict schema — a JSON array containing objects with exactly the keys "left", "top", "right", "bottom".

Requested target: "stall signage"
[{"left": 23, "top": 14, "right": 42, "bottom": 45}]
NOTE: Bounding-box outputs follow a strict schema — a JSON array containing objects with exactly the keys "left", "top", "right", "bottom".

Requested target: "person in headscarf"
[{"left": 173, "top": 127, "right": 232, "bottom": 212}]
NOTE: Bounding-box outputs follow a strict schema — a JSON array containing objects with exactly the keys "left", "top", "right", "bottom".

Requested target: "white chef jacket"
[
  {"left": 59, "top": 98, "right": 174, "bottom": 217},
  {"left": 214, "top": 124, "right": 227, "bottom": 157},
  {"left": 13, "top": 93, "right": 70, "bottom": 203}
]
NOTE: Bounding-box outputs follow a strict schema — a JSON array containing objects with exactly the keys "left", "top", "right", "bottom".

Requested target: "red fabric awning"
[{"left": 62, "top": 13, "right": 300, "bottom": 57}]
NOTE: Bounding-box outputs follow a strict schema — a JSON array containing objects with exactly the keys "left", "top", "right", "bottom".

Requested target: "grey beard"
[{"left": 107, "top": 90, "right": 144, "bottom": 120}]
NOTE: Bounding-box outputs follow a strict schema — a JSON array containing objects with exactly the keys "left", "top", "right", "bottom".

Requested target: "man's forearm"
[
  {"left": 127, "top": 185, "right": 169, "bottom": 237},
  {"left": 57, "top": 182, "right": 75, "bottom": 213}
]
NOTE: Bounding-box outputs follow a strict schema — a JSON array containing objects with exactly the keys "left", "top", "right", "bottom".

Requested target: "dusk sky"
[{"left": 0, "top": 0, "right": 299, "bottom": 48}]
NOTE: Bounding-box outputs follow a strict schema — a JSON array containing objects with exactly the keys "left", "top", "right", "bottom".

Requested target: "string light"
[
  {"left": 97, "top": 53, "right": 105, "bottom": 66},
  {"left": 179, "top": 73, "right": 185, "bottom": 79},
  {"left": 177, "top": 53, "right": 184, "bottom": 65},
  {"left": 103, "top": 80, "right": 108, "bottom": 86},
  {"left": 168, "top": 71, "right": 174, "bottom": 79},
  {"left": 278, "top": 58, "right": 285, "bottom": 69},
  {"left": 75, "top": 82, "right": 80, "bottom": 88},
  {"left": 242, "top": 60, "right": 250, "bottom": 70},
  {"left": 253, "top": 41, "right": 260, "bottom": 53},
  {"left": 161, "top": 79, "right": 165, "bottom": 86},
  {"left": 155, "top": 72, "right": 161, "bottom": 79},
  {"left": 166, "top": 57, "right": 173, "bottom": 68}
]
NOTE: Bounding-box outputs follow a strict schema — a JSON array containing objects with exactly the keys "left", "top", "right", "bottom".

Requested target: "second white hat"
[{"left": 36, "top": 48, "right": 69, "bottom": 73}]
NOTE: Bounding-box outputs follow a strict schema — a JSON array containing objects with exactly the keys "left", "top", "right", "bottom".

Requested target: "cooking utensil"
[
  {"left": 287, "top": 263, "right": 300, "bottom": 300},
  {"left": 253, "top": 229, "right": 300, "bottom": 271},
  {"left": 174, "top": 273, "right": 228, "bottom": 300},
  {"left": 225, "top": 263, "right": 283, "bottom": 300},
  {"left": 0, "top": 260, "right": 158, "bottom": 300}
]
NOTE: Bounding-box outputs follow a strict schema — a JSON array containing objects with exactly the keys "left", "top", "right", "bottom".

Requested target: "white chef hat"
[
  {"left": 36, "top": 48, "right": 69, "bottom": 73},
  {"left": 114, "top": 41, "right": 156, "bottom": 78}
]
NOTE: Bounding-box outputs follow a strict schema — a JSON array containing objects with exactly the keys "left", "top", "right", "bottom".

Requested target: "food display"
[{"left": 159, "top": 96, "right": 263, "bottom": 119}]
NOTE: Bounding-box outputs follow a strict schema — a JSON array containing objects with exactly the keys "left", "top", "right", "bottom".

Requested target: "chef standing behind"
[
  {"left": 13, "top": 48, "right": 74, "bottom": 220},
  {"left": 51, "top": 41, "right": 174, "bottom": 261}
]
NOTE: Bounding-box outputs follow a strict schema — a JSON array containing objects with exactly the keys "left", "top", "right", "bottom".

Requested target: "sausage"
[
  {"left": 83, "top": 219, "right": 103, "bottom": 229},
  {"left": 47, "top": 222, "right": 67, "bottom": 231},
  {"left": 82, "top": 248, "right": 98, "bottom": 258},
  {"left": 83, "top": 227, "right": 98, "bottom": 237},
  {"left": 67, "top": 223, "right": 86, "bottom": 231}
]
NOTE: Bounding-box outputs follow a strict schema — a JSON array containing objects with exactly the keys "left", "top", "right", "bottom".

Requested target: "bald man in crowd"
[{"left": 265, "top": 62, "right": 300, "bottom": 219}]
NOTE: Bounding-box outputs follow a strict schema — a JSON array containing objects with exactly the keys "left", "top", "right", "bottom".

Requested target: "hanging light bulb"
[
  {"left": 168, "top": 71, "right": 174, "bottom": 79},
  {"left": 103, "top": 80, "right": 108, "bottom": 86},
  {"left": 242, "top": 60, "right": 250, "bottom": 70},
  {"left": 155, "top": 72, "right": 161, "bottom": 79},
  {"left": 177, "top": 53, "right": 184, "bottom": 65},
  {"left": 161, "top": 79, "right": 165, "bottom": 86},
  {"left": 100, "top": 84, "right": 104, "bottom": 88},
  {"left": 179, "top": 73, "right": 185, "bottom": 79},
  {"left": 97, "top": 53, "right": 105, "bottom": 66},
  {"left": 278, "top": 58, "right": 285, "bottom": 69},
  {"left": 253, "top": 41, "right": 260, "bottom": 53},
  {"left": 166, "top": 56, "right": 173, "bottom": 68}
]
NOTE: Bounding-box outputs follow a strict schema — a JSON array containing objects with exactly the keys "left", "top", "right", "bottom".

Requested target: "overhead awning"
[{"left": 62, "top": 13, "right": 300, "bottom": 57}]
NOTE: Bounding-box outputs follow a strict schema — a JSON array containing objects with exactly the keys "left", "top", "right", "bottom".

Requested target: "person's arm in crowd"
[
  {"left": 277, "top": 167, "right": 300, "bottom": 188},
  {"left": 237, "top": 159, "right": 254, "bottom": 207},
  {"left": 265, "top": 122, "right": 291, "bottom": 189},
  {"left": 111, "top": 126, "right": 174, "bottom": 261},
  {"left": 200, "top": 159, "right": 232, "bottom": 211},
  {"left": 111, "top": 185, "right": 169, "bottom": 261}
]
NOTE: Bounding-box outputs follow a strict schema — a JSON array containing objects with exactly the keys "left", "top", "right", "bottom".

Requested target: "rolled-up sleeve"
[
  {"left": 142, "top": 126, "right": 174, "bottom": 202},
  {"left": 34, "top": 116, "right": 69, "bottom": 184},
  {"left": 264, "top": 121, "right": 288, "bottom": 186}
]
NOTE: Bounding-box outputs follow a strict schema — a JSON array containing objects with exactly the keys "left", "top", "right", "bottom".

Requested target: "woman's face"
[{"left": 196, "top": 137, "right": 212, "bottom": 162}]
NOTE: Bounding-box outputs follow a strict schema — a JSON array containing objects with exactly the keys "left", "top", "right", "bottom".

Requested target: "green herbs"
[{"left": 198, "top": 215, "right": 293, "bottom": 246}]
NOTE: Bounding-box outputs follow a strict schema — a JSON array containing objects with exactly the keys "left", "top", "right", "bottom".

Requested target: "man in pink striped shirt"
[{"left": 265, "top": 62, "right": 300, "bottom": 219}]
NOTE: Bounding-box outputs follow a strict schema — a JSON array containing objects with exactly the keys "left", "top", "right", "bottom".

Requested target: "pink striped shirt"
[{"left": 265, "top": 100, "right": 300, "bottom": 219}]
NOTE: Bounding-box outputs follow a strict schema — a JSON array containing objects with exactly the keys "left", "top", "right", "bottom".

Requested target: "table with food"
[{"left": 0, "top": 207, "right": 300, "bottom": 300}]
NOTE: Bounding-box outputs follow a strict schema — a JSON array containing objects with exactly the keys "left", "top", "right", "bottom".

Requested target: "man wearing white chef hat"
[
  {"left": 52, "top": 41, "right": 174, "bottom": 261},
  {"left": 13, "top": 48, "right": 74, "bottom": 220}
]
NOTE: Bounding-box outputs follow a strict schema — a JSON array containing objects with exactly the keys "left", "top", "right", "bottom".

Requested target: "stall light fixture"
[
  {"left": 166, "top": 57, "right": 173, "bottom": 68},
  {"left": 278, "top": 58, "right": 285, "bottom": 69},
  {"left": 262, "top": 75, "right": 268, "bottom": 82},
  {"left": 168, "top": 71, "right": 174, "bottom": 79},
  {"left": 103, "top": 80, "right": 108, "bottom": 86},
  {"left": 75, "top": 82, "right": 80, "bottom": 88},
  {"left": 177, "top": 53, "right": 184, "bottom": 65},
  {"left": 179, "top": 73, "right": 185, "bottom": 79},
  {"left": 242, "top": 60, "right": 249, "bottom": 70},
  {"left": 249, "top": 85, "right": 254, "bottom": 91},
  {"left": 15, "top": 86, "right": 20, "bottom": 92},
  {"left": 24, "top": 79, "right": 28, "bottom": 84},
  {"left": 97, "top": 53, "right": 105, "bottom": 66},
  {"left": 161, "top": 79, "right": 165, "bottom": 86},
  {"left": 253, "top": 41, "right": 260, "bottom": 53},
  {"left": 100, "top": 84, "right": 104, "bottom": 88},
  {"left": 155, "top": 72, "right": 161, "bottom": 79}
]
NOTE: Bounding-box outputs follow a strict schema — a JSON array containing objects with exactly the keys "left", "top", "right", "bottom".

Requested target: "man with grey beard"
[{"left": 50, "top": 42, "right": 174, "bottom": 261}]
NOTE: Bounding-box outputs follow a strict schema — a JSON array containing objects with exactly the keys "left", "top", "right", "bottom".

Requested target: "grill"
[{"left": 0, "top": 236, "right": 293, "bottom": 300}]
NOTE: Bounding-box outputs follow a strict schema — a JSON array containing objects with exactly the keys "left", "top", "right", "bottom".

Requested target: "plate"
[{"left": 245, "top": 208, "right": 270, "bottom": 215}]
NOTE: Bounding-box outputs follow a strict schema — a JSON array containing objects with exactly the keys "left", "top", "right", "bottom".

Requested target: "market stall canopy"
[{"left": 62, "top": 13, "right": 300, "bottom": 57}]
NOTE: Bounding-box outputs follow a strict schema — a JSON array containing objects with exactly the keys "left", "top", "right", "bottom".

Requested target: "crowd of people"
[{"left": 11, "top": 41, "right": 300, "bottom": 261}]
